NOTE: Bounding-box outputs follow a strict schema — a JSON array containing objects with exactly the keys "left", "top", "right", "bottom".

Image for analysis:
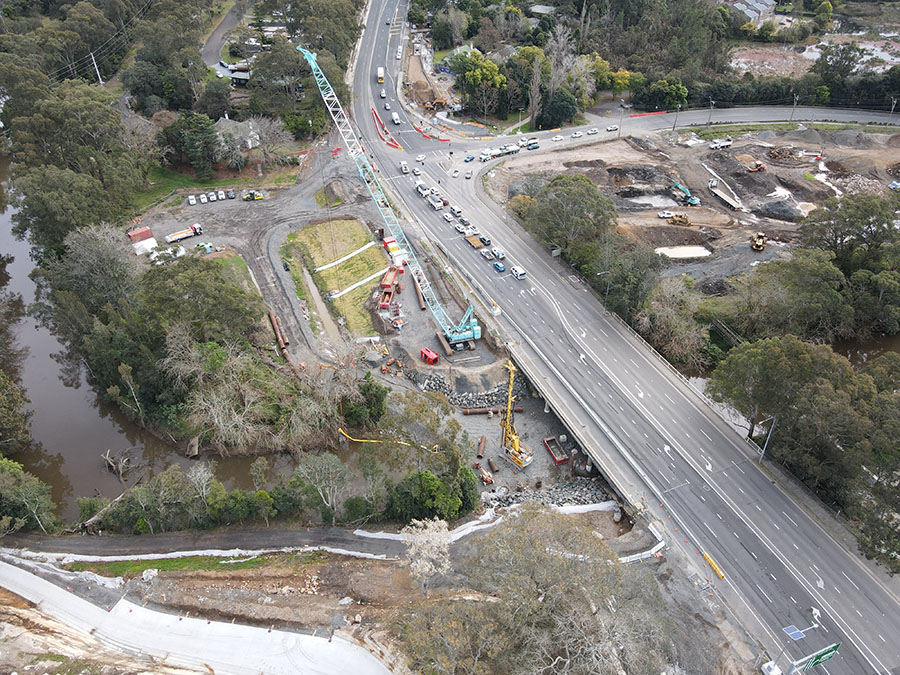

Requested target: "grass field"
[
  {"left": 284, "top": 219, "right": 383, "bottom": 335},
  {"left": 67, "top": 551, "right": 328, "bottom": 578},
  {"left": 214, "top": 251, "right": 255, "bottom": 293},
  {"left": 315, "top": 188, "right": 342, "bottom": 207},
  {"left": 693, "top": 123, "right": 799, "bottom": 139}
]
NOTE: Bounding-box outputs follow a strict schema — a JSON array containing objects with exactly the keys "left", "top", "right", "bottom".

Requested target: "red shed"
[{"left": 128, "top": 226, "right": 153, "bottom": 243}]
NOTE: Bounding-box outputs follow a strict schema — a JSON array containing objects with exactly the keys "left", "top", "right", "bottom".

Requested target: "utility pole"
[
  {"left": 671, "top": 104, "right": 681, "bottom": 132},
  {"left": 789, "top": 93, "right": 800, "bottom": 121},
  {"left": 91, "top": 51, "right": 103, "bottom": 85},
  {"left": 759, "top": 416, "right": 777, "bottom": 463},
  {"left": 890, "top": 96, "right": 897, "bottom": 125},
  {"left": 617, "top": 107, "right": 625, "bottom": 139},
  {"left": 706, "top": 98, "right": 715, "bottom": 127}
]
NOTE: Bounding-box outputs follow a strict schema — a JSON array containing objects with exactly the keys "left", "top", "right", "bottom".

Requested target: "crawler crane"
[{"left": 499, "top": 360, "right": 533, "bottom": 469}]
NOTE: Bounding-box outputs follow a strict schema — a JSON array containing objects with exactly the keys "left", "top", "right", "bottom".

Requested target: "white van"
[
  {"left": 510, "top": 265, "right": 527, "bottom": 280},
  {"left": 449, "top": 205, "right": 462, "bottom": 217},
  {"left": 400, "top": 160, "right": 409, "bottom": 174},
  {"left": 391, "top": 112, "right": 401, "bottom": 125}
]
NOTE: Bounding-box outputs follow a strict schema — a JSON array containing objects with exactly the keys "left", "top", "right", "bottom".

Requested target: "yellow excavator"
[{"left": 500, "top": 360, "right": 533, "bottom": 469}]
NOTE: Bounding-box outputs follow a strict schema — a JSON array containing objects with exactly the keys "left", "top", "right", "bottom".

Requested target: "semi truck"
[
  {"left": 376, "top": 67, "right": 384, "bottom": 83},
  {"left": 164, "top": 223, "right": 202, "bottom": 244},
  {"left": 707, "top": 179, "right": 741, "bottom": 210}
]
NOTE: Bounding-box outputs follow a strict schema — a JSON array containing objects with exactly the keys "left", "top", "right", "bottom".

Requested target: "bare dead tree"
[{"left": 528, "top": 57, "right": 543, "bottom": 129}]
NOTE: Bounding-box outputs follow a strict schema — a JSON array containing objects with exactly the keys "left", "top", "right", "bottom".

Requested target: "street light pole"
[
  {"left": 706, "top": 98, "right": 715, "bottom": 127},
  {"left": 759, "top": 415, "right": 777, "bottom": 463},
  {"left": 671, "top": 104, "right": 681, "bottom": 132},
  {"left": 789, "top": 93, "right": 800, "bottom": 121},
  {"left": 890, "top": 96, "right": 897, "bottom": 124}
]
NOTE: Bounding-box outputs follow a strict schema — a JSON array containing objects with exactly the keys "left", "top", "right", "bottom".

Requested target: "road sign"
[
  {"left": 783, "top": 625, "right": 806, "bottom": 641},
  {"left": 799, "top": 643, "right": 841, "bottom": 671}
]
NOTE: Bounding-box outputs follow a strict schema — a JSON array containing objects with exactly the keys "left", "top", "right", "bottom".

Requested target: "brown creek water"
[{"left": 0, "top": 157, "right": 293, "bottom": 521}]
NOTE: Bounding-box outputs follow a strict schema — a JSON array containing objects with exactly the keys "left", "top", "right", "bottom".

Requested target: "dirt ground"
[{"left": 487, "top": 127, "right": 900, "bottom": 288}]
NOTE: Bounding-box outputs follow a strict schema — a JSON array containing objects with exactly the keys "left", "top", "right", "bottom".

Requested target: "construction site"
[{"left": 485, "top": 125, "right": 900, "bottom": 291}]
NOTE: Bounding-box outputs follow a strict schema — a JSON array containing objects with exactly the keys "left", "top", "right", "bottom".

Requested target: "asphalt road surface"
[{"left": 346, "top": 2, "right": 900, "bottom": 673}]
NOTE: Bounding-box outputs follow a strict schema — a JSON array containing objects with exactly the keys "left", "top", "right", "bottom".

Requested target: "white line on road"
[
  {"left": 658, "top": 470, "right": 671, "bottom": 484},
  {"left": 793, "top": 543, "right": 799, "bottom": 550},
  {"left": 772, "top": 522, "right": 780, "bottom": 530},
  {"left": 841, "top": 571, "right": 860, "bottom": 591},
  {"left": 755, "top": 504, "right": 762, "bottom": 511},
  {"left": 599, "top": 328, "right": 608, "bottom": 337},
  {"left": 716, "top": 513, "right": 722, "bottom": 520},
  {"left": 664, "top": 393, "right": 674, "bottom": 403},
  {"left": 756, "top": 584, "right": 773, "bottom": 604},
  {"left": 704, "top": 522, "right": 718, "bottom": 538},
  {"left": 733, "top": 462, "right": 746, "bottom": 474},
  {"left": 782, "top": 511, "right": 799, "bottom": 527},
  {"left": 733, "top": 532, "right": 740, "bottom": 539},
  {"left": 701, "top": 429, "right": 712, "bottom": 440},
  {"left": 834, "top": 586, "right": 841, "bottom": 594},
  {"left": 790, "top": 596, "right": 797, "bottom": 604}
]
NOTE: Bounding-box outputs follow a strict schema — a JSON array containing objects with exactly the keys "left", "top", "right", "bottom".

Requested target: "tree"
[
  {"left": 538, "top": 88, "right": 577, "bottom": 127},
  {"left": 122, "top": 60, "right": 163, "bottom": 104},
  {"left": 294, "top": 452, "right": 349, "bottom": 525},
  {"left": 341, "top": 372, "right": 390, "bottom": 427},
  {"left": 386, "top": 470, "right": 462, "bottom": 522},
  {"left": 634, "top": 276, "right": 710, "bottom": 368},
  {"left": 0, "top": 371, "right": 31, "bottom": 456},
  {"left": 197, "top": 78, "right": 232, "bottom": 120},
  {"left": 451, "top": 52, "right": 507, "bottom": 119},
  {"left": 527, "top": 56, "right": 543, "bottom": 129},
  {"left": 546, "top": 25, "right": 575, "bottom": 98},
  {"left": 591, "top": 234, "right": 663, "bottom": 319},
  {"left": 0, "top": 457, "right": 57, "bottom": 534},
  {"left": 181, "top": 113, "right": 220, "bottom": 180},
  {"left": 249, "top": 115, "right": 291, "bottom": 164},
  {"left": 472, "top": 17, "right": 500, "bottom": 53},
  {"left": 812, "top": 41, "right": 868, "bottom": 91},
  {"left": 249, "top": 37, "right": 308, "bottom": 115},
  {"left": 401, "top": 517, "right": 451, "bottom": 597},
  {"left": 250, "top": 456, "right": 270, "bottom": 491},
  {"left": 641, "top": 76, "right": 688, "bottom": 108}
]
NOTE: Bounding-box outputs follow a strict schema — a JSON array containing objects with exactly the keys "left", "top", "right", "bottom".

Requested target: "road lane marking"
[
  {"left": 772, "top": 522, "right": 780, "bottom": 530},
  {"left": 737, "top": 487, "right": 745, "bottom": 494},
  {"left": 733, "top": 462, "right": 746, "bottom": 474},
  {"left": 790, "top": 596, "right": 797, "bottom": 604},
  {"left": 716, "top": 513, "right": 722, "bottom": 520},
  {"left": 782, "top": 511, "right": 799, "bottom": 527},
  {"left": 793, "top": 543, "right": 799, "bottom": 550},
  {"left": 755, "top": 504, "right": 762, "bottom": 511},
  {"left": 664, "top": 393, "right": 674, "bottom": 403},
  {"left": 701, "top": 429, "right": 712, "bottom": 440},
  {"left": 756, "top": 584, "right": 773, "bottom": 604},
  {"left": 704, "top": 522, "right": 718, "bottom": 538},
  {"left": 834, "top": 586, "right": 841, "bottom": 594},
  {"left": 841, "top": 571, "right": 860, "bottom": 591},
  {"left": 658, "top": 470, "right": 671, "bottom": 484},
  {"left": 733, "top": 531, "right": 740, "bottom": 539}
]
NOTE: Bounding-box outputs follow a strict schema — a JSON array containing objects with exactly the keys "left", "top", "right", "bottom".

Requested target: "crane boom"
[
  {"left": 500, "top": 360, "right": 533, "bottom": 469},
  {"left": 297, "top": 46, "right": 480, "bottom": 344}
]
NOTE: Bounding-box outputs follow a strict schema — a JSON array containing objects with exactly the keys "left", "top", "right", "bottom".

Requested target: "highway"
[{"left": 344, "top": 3, "right": 900, "bottom": 673}]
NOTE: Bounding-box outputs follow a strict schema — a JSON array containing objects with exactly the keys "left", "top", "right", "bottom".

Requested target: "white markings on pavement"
[
  {"left": 599, "top": 328, "right": 608, "bottom": 337},
  {"left": 790, "top": 596, "right": 797, "bottom": 604},
  {"left": 782, "top": 511, "right": 799, "bottom": 527},
  {"left": 664, "top": 393, "right": 674, "bottom": 403},
  {"left": 733, "top": 531, "right": 740, "bottom": 539},
  {"left": 755, "top": 504, "right": 762, "bottom": 511},
  {"left": 772, "top": 522, "right": 780, "bottom": 530},
  {"left": 756, "top": 584, "right": 773, "bottom": 604},
  {"left": 811, "top": 568, "right": 825, "bottom": 589},
  {"left": 700, "top": 429, "right": 712, "bottom": 441},
  {"left": 704, "top": 522, "right": 718, "bottom": 538},
  {"left": 716, "top": 513, "right": 722, "bottom": 520},
  {"left": 733, "top": 462, "right": 746, "bottom": 474},
  {"left": 793, "top": 543, "right": 799, "bottom": 551},
  {"left": 841, "top": 571, "right": 860, "bottom": 591},
  {"left": 658, "top": 470, "right": 671, "bottom": 484},
  {"left": 737, "top": 487, "right": 745, "bottom": 494},
  {"left": 635, "top": 385, "right": 645, "bottom": 399},
  {"left": 834, "top": 586, "right": 841, "bottom": 594},
  {"left": 878, "top": 635, "right": 885, "bottom": 643},
  {"left": 619, "top": 425, "right": 631, "bottom": 439},
  {"left": 630, "top": 358, "right": 638, "bottom": 367}
]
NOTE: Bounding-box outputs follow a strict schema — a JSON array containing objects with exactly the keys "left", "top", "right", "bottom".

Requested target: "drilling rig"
[{"left": 499, "top": 360, "right": 533, "bottom": 469}]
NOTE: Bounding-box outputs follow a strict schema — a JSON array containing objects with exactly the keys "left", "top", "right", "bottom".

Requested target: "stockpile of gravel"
[
  {"left": 416, "top": 371, "right": 530, "bottom": 408},
  {"left": 481, "top": 477, "right": 612, "bottom": 508}
]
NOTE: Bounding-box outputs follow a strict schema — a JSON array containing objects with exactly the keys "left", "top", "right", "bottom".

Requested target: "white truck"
[
  {"left": 415, "top": 181, "right": 430, "bottom": 197},
  {"left": 376, "top": 66, "right": 385, "bottom": 83},
  {"left": 400, "top": 160, "right": 409, "bottom": 174},
  {"left": 709, "top": 138, "right": 733, "bottom": 150},
  {"left": 428, "top": 196, "right": 444, "bottom": 210},
  {"left": 164, "top": 223, "right": 202, "bottom": 244},
  {"left": 391, "top": 112, "right": 401, "bottom": 125}
]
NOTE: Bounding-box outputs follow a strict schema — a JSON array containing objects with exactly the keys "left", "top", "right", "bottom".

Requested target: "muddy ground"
[{"left": 487, "top": 126, "right": 900, "bottom": 287}]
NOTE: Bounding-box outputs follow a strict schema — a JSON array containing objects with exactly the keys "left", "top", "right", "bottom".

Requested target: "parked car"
[
  {"left": 465, "top": 170, "right": 473, "bottom": 179},
  {"left": 587, "top": 128, "right": 599, "bottom": 135},
  {"left": 187, "top": 195, "right": 197, "bottom": 206},
  {"left": 442, "top": 212, "right": 454, "bottom": 222},
  {"left": 199, "top": 193, "right": 208, "bottom": 204},
  {"left": 551, "top": 135, "right": 563, "bottom": 142},
  {"left": 464, "top": 155, "right": 475, "bottom": 162},
  {"left": 452, "top": 169, "right": 460, "bottom": 178},
  {"left": 493, "top": 261, "right": 506, "bottom": 273},
  {"left": 415, "top": 154, "right": 426, "bottom": 162},
  {"left": 657, "top": 210, "right": 674, "bottom": 219},
  {"left": 384, "top": 102, "right": 391, "bottom": 110},
  {"left": 207, "top": 191, "right": 217, "bottom": 202},
  {"left": 491, "top": 247, "right": 505, "bottom": 259},
  {"left": 217, "top": 190, "right": 226, "bottom": 201},
  {"left": 226, "top": 189, "right": 235, "bottom": 199},
  {"left": 413, "top": 167, "right": 421, "bottom": 175},
  {"left": 571, "top": 130, "right": 583, "bottom": 138},
  {"left": 607, "top": 125, "right": 619, "bottom": 132}
]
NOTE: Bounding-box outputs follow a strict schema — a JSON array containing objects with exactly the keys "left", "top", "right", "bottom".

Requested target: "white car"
[
  {"left": 465, "top": 170, "right": 473, "bottom": 179},
  {"left": 207, "top": 191, "right": 217, "bottom": 202},
  {"left": 442, "top": 212, "right": 454, "bottom": 223},
  {"left": 571, "top": 131, "right": 583, "bottom": 138},
  {"left": 587, "top": 127, "right": 599, "bottom": 135},
  {"left": 455, "top": 222, "right": 466, "bottom": 234},
  {"left": 606, "top": 125, "right": 619, "bottom": 132},
  {"left": 199, "top": 193, "right": 208, "bottom": 204},
  {"left": 491, "top": 247, "right": 506, "bottom": 259},
  {"left": 187, "top": 195, "right": 197, "bottom": 206},
  {"left": 217, "top": 190, "right": 226, "bottom": 201},
  {"left": 380, "top": 89, "right": 386, "bottom": 98},
  {"left": 452, "top": 169, "right": 460, "bottom": 178},
  {"left": 551, "top": 135, "right": 563, "bottom": 142},
  {"left": 657, "top": 210, "right": 674, "bottom": 219},
  {"left": 415, "top": 154, "right": 426, "bottom": 162},
  {"left": 413, "top": 167, "right": 421, "bottom": 176}
]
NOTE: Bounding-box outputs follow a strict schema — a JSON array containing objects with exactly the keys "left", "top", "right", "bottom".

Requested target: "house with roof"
[{"left": 727, "top": 0, "right": 776, "bottom": 26}]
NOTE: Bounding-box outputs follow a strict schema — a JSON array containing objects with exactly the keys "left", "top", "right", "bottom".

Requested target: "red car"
[{"left": 420, "top": 348, "right": 439, "bottom": 365}]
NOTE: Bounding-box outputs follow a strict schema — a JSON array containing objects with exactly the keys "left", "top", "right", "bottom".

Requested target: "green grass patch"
[
  {"left": 315, "top": 187, "right": 342, "bottom": 207},
  {"left": 291, "top": 218, "right": 372, "bottom": 268},
  {"left": 333, "top": 284, "right": 377, "bottom": 336},
  {"left": 31, "top": 653, "right": 68, "bottom": 664},
  {"left": 134, "top": 165, "right": 256, "bottom": 212},
  {"left": 693, "top": 123, "right": 799, "bottom": 139},
  {"left": 509, "top": 121, "right": 534, "bottom": 135},
  {"left": 809, "top": 122, "right": 900, "bottom": 134},
  {"left": 803, "top": 171, "right": 817, "bottom": 180},
  {"left": 220, "top": 43, "right": 241, "bottom": 65},
  {"left": 214, "top": 251, "right": 255, "bottom": 293},
  {"left": 316, "top": 246, "right": 386, "bottom": 291},
  {"left": 433, "top": 48, "right": 453, "bottom": 63},
  {"left": 67, "top": 551, "right": 330, "bottom": 579}
]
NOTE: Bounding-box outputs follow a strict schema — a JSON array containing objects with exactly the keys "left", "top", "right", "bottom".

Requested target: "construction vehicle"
[
  {"left": 667, "top": 214, "right": 691, "bottom": 225},
  {"left": 736, "top": 153, "right": 766, "bottom": 172},
  {"left": 708, "top": 179, "right": 741, "bottom": 211},
  {"left": 670, "top": 182, "right": 700, "bottom": 206},
  {"left": 465, "top": 234, "right": 485, "bottom": 249},
  {"left": 423, "top": 98, "right": 447, "bottom": 110},
  {"left": 298, "top": 45, "right": 480, "bottom": 345},
  {"left": 242, "top": 190, "right": 264, "bottom": 201},
  {"left": 890, "top": 181, "right": 900, "bottom": 190},
  {"left": 420, "top": 347, "right": 439, "bottom": 365},
  {"left": 751, "top": 232, "right": 767, "bottom": 251},
  {"left": 499, "top": 360, "right": 533, "bottom": 469},
  {"left": 164, "top": 223, "right": 202, "bottom": 244},
  {"left": 747, "top": 160, "right": 766, "bottom": 172}
]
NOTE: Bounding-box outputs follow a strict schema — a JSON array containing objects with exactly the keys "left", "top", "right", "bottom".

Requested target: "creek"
[{"left": 0, "top": 157, "right": 290, "bottom": 521}]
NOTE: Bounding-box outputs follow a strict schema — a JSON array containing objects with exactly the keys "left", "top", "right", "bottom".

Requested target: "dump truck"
[
  {"left": 709, "top": 138, "right": 733, "bottom": 150},
  {"left": 164, "top": 223, "right": 202, "bottom": 244},
  {"left": 751, "top": 232, "right": 767, "bottom": 251},
  {"left": 670, "top": 182, "right": 700, "bottom": 206},
  {"left": 708, "top": 179, "right": 740, "bottom": 210},
  {"left": 667, "top": 214, "right": 691, "bottom": 225},
  {"left": 465, "top": 234, "right": 485, "bottom": 249}
]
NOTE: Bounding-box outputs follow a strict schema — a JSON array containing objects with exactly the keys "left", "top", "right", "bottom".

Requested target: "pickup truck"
[{"left": 465, "top": 234, "right": 485, "bottom": 249}]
